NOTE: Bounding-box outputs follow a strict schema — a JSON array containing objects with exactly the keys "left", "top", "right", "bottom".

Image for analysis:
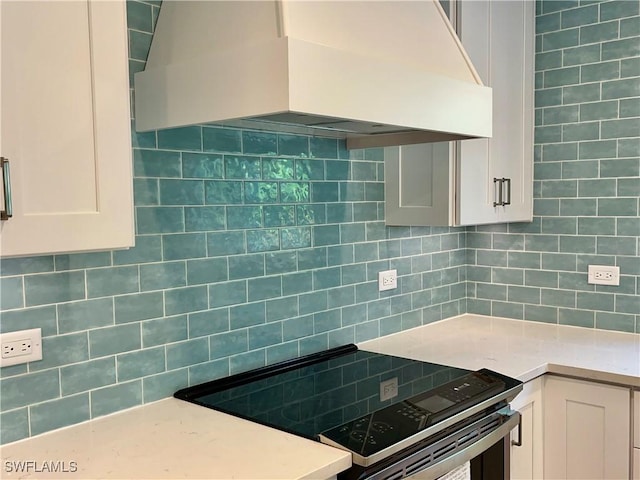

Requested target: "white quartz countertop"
[
  {"left": 360, "top": 314, "right": 640, "bottom": 388},
  {"left": 0, "top": 398, "right": 351, "bottom": 480},
  {"left": 2, "top": 314, "right": 638, "bottom": 480}
]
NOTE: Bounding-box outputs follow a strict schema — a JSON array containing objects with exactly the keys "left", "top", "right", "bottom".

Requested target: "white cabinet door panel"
[
  {"left": 510, "top": 377, "right": 543, "bottom": 480},
  {"left": 0, "top": 0, "right": 133, "bottom": 257},
  {"left": 543, "top": 375, "right": 630, "bottom": 480}
]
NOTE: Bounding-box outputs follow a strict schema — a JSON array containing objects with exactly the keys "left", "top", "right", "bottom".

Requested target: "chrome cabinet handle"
[
  {"left": 493, "top": 178, "right": 503, "bottom": 207},
  {"left": 503, "top": 178, "right": 511, "bottom": 206},
  {"left": 1, "top": 157, "right": 12, "bottom": 220},
  {"left": 493, "top": 177, "right": 511, "bottom": 207}
]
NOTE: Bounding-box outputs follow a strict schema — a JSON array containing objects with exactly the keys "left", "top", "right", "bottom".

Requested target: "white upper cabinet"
[
  {"left": 385, "top": 0, "right": 534, "bottom": 226},
  {"left": 0, "top": 0, "right": 133, "bottom": 257}
]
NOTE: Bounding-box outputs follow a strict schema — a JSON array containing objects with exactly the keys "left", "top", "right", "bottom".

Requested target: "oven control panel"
[{"left": 319, "top": 369, "right": 507, "bottom": 458}]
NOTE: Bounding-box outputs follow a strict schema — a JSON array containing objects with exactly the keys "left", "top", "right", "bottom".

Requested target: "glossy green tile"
[
  {"left": 229, "top": 350, "right": 266, "bottom": 374},
  {"left": 560, "top": 198, "right": 598, "bottom": 215},
  {"left": 577, "top": 291, "right": 615, "bottom": 311},
  {"left": 91, "top": 381, "right": 142, "bottom": 418},
  {"left": 580, "top": 20, "right": 619, "bottom": 44},
  {"left": 209, "top": 280, "right": 247, "bottom": 308},
  {"left": 281, "top": 227, "right": 311, "bottom": 249},
  {"left": 227, "top": 206, "right": 262, "bottom": 229},
  {"left": 243, "top": 131, "right": 277, "bottom": 155},
  {"left": 596, "top": 312, "right": 635, "bottom": 332},
  {"left": 30, "top": 332, "right": 88, "bottom": 371},
  {"left": 601, "top": 158, "right": 640, "bottom": 180},
  {"left": 263, "top": 251, "right": 296, "bottom": 276},
  {"left": 133, "top": 149, "right": 181, "bottom": 178},
  {"left": 543, "top": 105, "right": 579, "bottom": 124},
  {"left": 245, "top": 182, "right": 278, "bottom": 203},
  {"left": 24, "top": 271, "right": 84, "bottom": 307},
  {"left": 524, "top": 305, "right": 558, "bottom": 323},
  {"left": 542, "top": 1, "right": 578, "bottom": 15},
  {"left": 602, "top": 77, "right": 640, "bottom": 99},
  {"left": 263, "top": 158, "right": 294, "bottom": 180},
  {"left": 129, "top": 30, "right": 152, "bottom": 61},
  {"left": 139, "top": 262, "right": 185, "bottom": 291},
  {"left": 1, "top": 257, "right": 53, "bottom": 276},
  {"left": 30, "top": 393, "right": 90, "bottom": 436},
  {"left": 535, "top": 125, "right": 563, "bottom": 143},
  {"left": 559, "top": 235, "right": 596, "bottom": 253},
  {"left": 1, "top": 277, "right": 23, "bottom": 310},
  {"left": 602, "top": 37, "right": 640, "bottom": 61},
  {"left": 209, "top": 330, "right": 248, "bottom": 360},
  {"left": 136, "top": 206, "right": 185, "bottom": 234},
  {"left": 87, "top": 266, "right": 138, "bottom": 298},
  {"left": 159, "top": 179, "right": 204, "bottom": 205},
  {"left": 228, "top": 254, "right": 265, "bottom": 280},
  {"left": 184, "top": 206, "right": 225, "bottom": 232},
  {"left": 189, "top": 309, "right": 228, "bottom": 338},
  {"left": 248, "top": 276, "right": 282, "bottom": 301},
  {"left": 0, "top": 408, "right": 29, "bottom": 444},
  {"left": 354, "top": 203, "right": 379, "bottom": 222},
  {"left": 246, "top": 229, "right": 280, "bottom": 253},
  {"left": 142, "top": 315, "right": 188, "bottom": 347},
  {"left": 578, "top": 217, "right": 616, "bottom": 235},
  {"left": 263, "top": 205, "right": 295, "bottom": 227},
  {"left": 541, "top": 288, "right": 576, "bottom": 307},
  {"left": 114, "top": 292, "right": 163, "bottom": 324},
  {"left": 186, "top": 258, "right": 227, "bottom": 285},
  {"left": 542, "top": 28, "right": 579, "bottom": 51},
  {"left": 249, "top": 322, "right": 283, "bottom": 350},
  {"left": 224, "top": 155, "right": 261, "bottom": 179},
  {"left": 203, "top": 127, "right": 241, "bottom": 153},
  {"left": 295, "top": 159, "right": 325, "bottom": 180},
  {"left": 278, "top": 135, "right": 309, "bottom": 157},
  {"left": 578, "top": 179, "right": 616, "bottom": 199},
  {"left": 207, "top": 231, "right": 245, "bottom": 257},
  {"left": 601, "top": 0, "right": 640, "bottom": 20},
  {"left": 310, "top": 137, "right": 338, "bottom": 159},
  {"left": 113, "top": 236, "right": 162, "bottom": 266},
  {"left": 133, "top": 178, "right": 159, "bottom": 206},
  {"left": 117, "top": 347, "right": 165, "bottom": 382},
  {"left": 620, "top": 56, "right": 640, "bottom": 78},
  {"left": 296, "top": 204, "right": 325, "bottom": 225},
  {"left": 598, "top": 198, "right": 638, "bottom": 216},
  {"left": 561, "top": 4, "right": 598, "bottom": 28},
  {"left": 165, "top": 286, "right": 208, "bottom": 315},
  {"left": 618, "top": 138, "right": 640, "bottom": 157},
  {"left": 166, "top": 337, "right": 209, "bottom": 370},
  {"left": 535, "top": 88, "right": 563, "bottom": 108},
  {"left": 581, "top": 60, "right": 621, "bottom": 83},
  {"left": 541, "top": 143, "right": 577, "bottom": 162},
  {"left": 311, "top": 182, "right": 339, "bottom": 202},
  {"left": 597, "top": 236, "right": 637, "bottom": 255},
  {"left": 491, "top": 301, "right": 524, "bottom": 320},
  {"left": 230, "top": 302, "right": 266, "bottom": 329},
  {"left": 60, "top": 357, "right": 115, "bottom": 395},
  {"left": 578, "top": 139, "right": 618, "bottom": 159},
  {"left": 182, "top": 153, "right": 223, "bottom": 179},
  {"left": 281, "top": 182, "right": 310, "bottom": 203},
  {"left": 615, "top": 295, "right": 640, "bottom": 314},
  {"left": 157, "top": 126, "right": 202, "bottom": 151},
  {"left": 204, "top": 180, "right": 243, "bottom": 205},
  {"left": 559, "top": 308, "right": 594, "bottom": 327},
  {"left": 163, "top": 233, "right": 207, "bottom": 260},
  {"left": 89, "top": 323, "right": 140, "bottom": 358},
  {"left": 602, "top": 118, "right": 640, "bottom": 139},
  {"left": 0, "top": 369, "right": 61, "bottom": 410},
  {"left": 620, "top": 16, "right": 640, "bottom": 37},
  {"left": 0, "top": 306, "right": 57, "bottom": 336},
  {"left": 580, "top": 101, "right": 619, "bottom": 122},
  {"left": 542, "top": 217, "right": 577, "bottom": 234},
  {"left": 143, "top": 370, "right": 189, "bottom": 403},
  {"left": 620, "top": 98, "right": 640, "bottom": 118},
  {"left": 618, "top": 178, "right": 640, "bottom": 197},
  {"left": 537, "top": 12, "right": 561, "bottom": 33}
]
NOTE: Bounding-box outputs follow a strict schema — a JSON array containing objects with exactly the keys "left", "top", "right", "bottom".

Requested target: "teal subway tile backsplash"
[{"left": 0, "top": 0, "right": 637, "bottom": 444}]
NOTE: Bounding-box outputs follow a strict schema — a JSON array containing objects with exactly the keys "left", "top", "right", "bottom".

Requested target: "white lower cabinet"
[
  {"left": 543, "top": 375, "right": 630, "bottom": 480},
  {"left": 510, "top": 376, "right": 544, "bottom": 480},
  {"left": 634, "top": 391, "right": 639, "bottom": 480}
]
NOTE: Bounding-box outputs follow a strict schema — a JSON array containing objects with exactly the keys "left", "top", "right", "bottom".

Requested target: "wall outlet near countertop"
[
  {"left": 0, "top": 328, "right": 42, "bottom": 367},
  {"left": 378, "top": 269, "right": 398, "bottom": 291},
  {"left": 587, "top": 265, "right": 620, "bottom": 286}
]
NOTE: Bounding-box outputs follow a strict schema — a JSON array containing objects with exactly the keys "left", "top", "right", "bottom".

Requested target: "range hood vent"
[{"left": 134, "top": 0, "right": 492, "bottom": 149}]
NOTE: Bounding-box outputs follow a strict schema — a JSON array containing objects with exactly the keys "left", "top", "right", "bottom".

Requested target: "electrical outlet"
[
  {"left": 380, "top": 377, "right": 398, "bottom": 402},
  {"left": 0, "top": 328, "right": 42, "bottom": 367},
  {"left": 378, "top": 269, "right": 397, "bottom": 292},
  {"left": 587, "top": 265, "right": 620, "bottom": 286}
]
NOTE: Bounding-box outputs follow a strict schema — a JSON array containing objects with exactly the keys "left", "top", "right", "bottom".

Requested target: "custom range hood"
[{"left": 134, "top": 0, "right": 492, "bottom": 149}]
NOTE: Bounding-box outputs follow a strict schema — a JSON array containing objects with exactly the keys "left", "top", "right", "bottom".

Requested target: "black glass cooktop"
[{"left": 175, "top": 344, "right": 521, "bottom": 464}]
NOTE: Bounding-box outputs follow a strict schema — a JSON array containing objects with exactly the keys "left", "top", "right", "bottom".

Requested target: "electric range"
[{"left": 175, "top": 344, "right": 522, "bottom": 480}]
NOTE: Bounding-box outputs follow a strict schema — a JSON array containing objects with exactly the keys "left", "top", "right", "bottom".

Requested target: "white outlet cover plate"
[
  {"left": 587, "top": 265, "right": 620, "bottom": 286},
  {"left": 378, "top": 269, "right": 397, "bottom": 291},
  {"left": 0, "top": 328, "right": 42, "bottom": 367}
]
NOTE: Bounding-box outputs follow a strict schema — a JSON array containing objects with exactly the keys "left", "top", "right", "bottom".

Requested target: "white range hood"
[{"left": 134, "top": 0, "right": 492, "bottom": 149}]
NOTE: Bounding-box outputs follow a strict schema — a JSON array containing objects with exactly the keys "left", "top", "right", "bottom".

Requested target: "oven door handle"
[{"left": 370, "top": 409, "right": 521, "bottom": 480}]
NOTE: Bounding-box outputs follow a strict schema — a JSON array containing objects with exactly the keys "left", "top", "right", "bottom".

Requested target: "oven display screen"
[{"left": 413, "top": 395, "right": 456, "bottom": 413}]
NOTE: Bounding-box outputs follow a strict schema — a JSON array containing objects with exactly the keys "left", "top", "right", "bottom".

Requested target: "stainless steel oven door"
[{"left": 359, "top": 408, "right": 520, "bottom": 480}]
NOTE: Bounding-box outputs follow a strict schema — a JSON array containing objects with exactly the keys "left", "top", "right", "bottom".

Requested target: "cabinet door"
[
  {"left": 634, "top": 448, "right": 639, "bottom": 480},
  {"left": 543, "top": 375, "right": 630, "bottom": 480},
  {"left": 0, "top": 0, "right": 133, "bottom": 257},
  {"left": 634, "top": 390, "right": 639, "bottom": 448},
  {"left": 456, "top": 0, "right": 534, "bottom": 225},
  {"left": 384, "top": 143, "right": 454, "bottom": 226},
  {"left": 510, "top": 377, "right": 544, "bottom": 480}
]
